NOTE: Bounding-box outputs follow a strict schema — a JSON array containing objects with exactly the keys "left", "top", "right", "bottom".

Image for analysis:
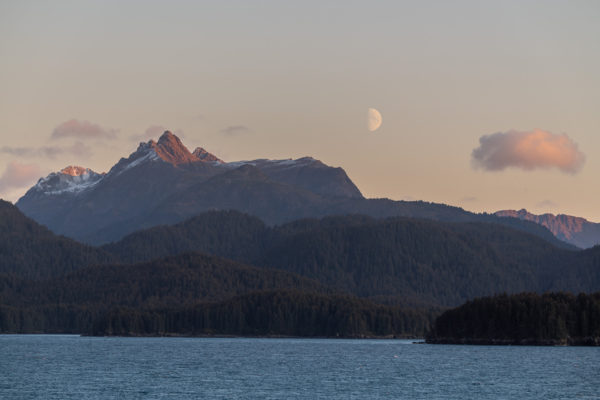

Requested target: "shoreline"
[
  {"left": 426, "top": 337, "right": 600, "bottom": 346},
  {"left": 1, "top": 332, "right": 423, "bottom": 340}
]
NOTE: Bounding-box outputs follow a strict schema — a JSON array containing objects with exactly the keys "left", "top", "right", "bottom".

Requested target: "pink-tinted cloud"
[
  {"left": 51, "top": 119, "right": 118, "bottom": 140},
  {"left": 0, "top": 161, "right": 41, "bottom": 193},
  {"left": 472, "top": 129, "right": 585, "bottom": 174}
]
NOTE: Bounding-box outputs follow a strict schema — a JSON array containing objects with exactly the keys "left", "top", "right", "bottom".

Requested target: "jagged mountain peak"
[
  {"left": 150, "top": 130, "right": 197, "bottom": 165},
  {"left": 108, "top": 131, "right": 223, "bottom": 176},
  {"left": 129, "top": 131, "right": 222, "bottom": 166},
  {"left": 158, "top": 130, "right": 176, "bottom": 142},
  {"left": 193, "top": 147, "right": 224, "bottom": 163},
  {"left": 60, "top": 165, "right": 95, "bottom": 177},
  {"left": 495, "top": 208, "right": 600, "bottom": 249},
  {"left": 496, "top": 208, "right": 589, "bottom": 224}
]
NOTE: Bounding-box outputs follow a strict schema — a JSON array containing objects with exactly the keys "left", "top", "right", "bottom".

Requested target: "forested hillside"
[
  {"left": 104, "top": 211, "right": 594, "bottom": 307},
  {"left": 0, "top": 252, "right": 438, "bottom": 337},
  {"left": 2, "top": 204, "right": 599, "bottom": 337},
  {"left": 427, "top": 292, "right": 600, "bottom": 345},
  {"left": 0, "top": 200, "right": 113, "bottom": 279}
]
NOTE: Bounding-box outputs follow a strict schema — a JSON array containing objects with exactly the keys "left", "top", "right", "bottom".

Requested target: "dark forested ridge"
[
  {"left": 102, "top": 210, "right": 269, "bottom": 264},
  {"left": 2, "top": 203, "right": 599, "bottom": 337},
  {"left": 0, "top": 252, "right": 437, "bottom": 337},
  {"left": 104, "top": 211, "right": 596, "bottom": 307},
  {"left": 0, "top": 200, "right": 113, "bottom": 279},
  {"left": 1, "top": 253, "right": 327, "bottom": 308},
  {"left": 426, "top": 292, "right": 600, "bottom": 345}
]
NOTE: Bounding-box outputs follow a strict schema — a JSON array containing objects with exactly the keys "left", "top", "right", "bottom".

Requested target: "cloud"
[
  {"left": 51, "top": 119, "right": 118, "bottom": 140},
  {"left": 460, "top": 196, "right": 478, "bottom": 203},
  {"left": 0, "top": 142, "right": 92, "bottom": 159},
  {"left": 219, "top": 125, "right": 251, "bottom": 136},
  {"left": 471, "top": 129, "right": 585, "bottom": 174},
  {"left": 129, "top": 126, "right": 185, "bottom": 142},
  {"left": 0, "top": 161, "right": 41, "bottom": 193},
  {"left": 535, "top": 200, "right": 558, "bottom": 209},
  {"left": 0, "top": 146, "right": 36, "bottom": 157}
]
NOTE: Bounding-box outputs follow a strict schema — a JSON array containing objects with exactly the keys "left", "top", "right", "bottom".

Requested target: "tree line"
[
  {"left": 426, "top": 292, "right": 600, "bottom": 345},
  {"left": 0, "top": 290, "right": 436, "bottom": 338}
]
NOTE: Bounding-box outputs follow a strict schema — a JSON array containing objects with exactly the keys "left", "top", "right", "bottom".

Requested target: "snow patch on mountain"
[
  {"left": 121, "top": 149, "right": 161, "bottom": 172},
  {"left": 227, "top": 157, "right": 318, "bottom": 169},
  {"left": 34, "top": 166, "right": 104, "bottom": 195}
]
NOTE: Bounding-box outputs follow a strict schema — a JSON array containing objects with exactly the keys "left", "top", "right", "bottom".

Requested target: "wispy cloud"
[
  {"left": 219, "top": 125, "right": 251, "bottom": 136},
  {"left": 0, "top": 142, "right": 92, "bottom": 159},
  {"left": 0, "top": 161, "right": 41, "bottom": 193},
  {"left": 0, "top": 146, "right": 35, "bottom": 157},
  {"left": 129, "top": 126, "right": 185, "bottom": 142},
  {"left": 535, "top": 199, "right": 558, "bottom": 209},
  {"left": 51, "top": 119, "right": 118, "bottom": 140},
  {"left": 460, "top": 196, "right": 478, "bottom": 203},
  {"left": 471, "top": 129, "right": 585, "bottom": 174}
]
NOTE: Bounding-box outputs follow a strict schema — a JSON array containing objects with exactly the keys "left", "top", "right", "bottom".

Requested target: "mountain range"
[
  {"left": 495, "top": 209, "right": 600, "bottom": 249},
  {"left": 6, "top": 129, "right": 600, "bottom": 337},
  {"left": 16, "top": 131, "right": 573, "bottom": 248}
]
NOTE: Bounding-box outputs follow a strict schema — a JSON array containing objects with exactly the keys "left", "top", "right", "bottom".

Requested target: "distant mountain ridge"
[
  {"left": 495, "top": 209, "right": 600, "bottom": 249},
  {"left": 16, "top": 131, "right": 570, "bottom": 248}
]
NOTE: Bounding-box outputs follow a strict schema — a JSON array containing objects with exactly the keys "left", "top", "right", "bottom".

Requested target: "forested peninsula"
[{"left": 426, "top": 292, "right": 600, "bottom": 345}]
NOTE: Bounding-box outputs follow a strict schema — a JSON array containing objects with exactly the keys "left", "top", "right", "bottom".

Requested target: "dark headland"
[{"left": 426, "top": 292, "right": 600, "bottom": 346}]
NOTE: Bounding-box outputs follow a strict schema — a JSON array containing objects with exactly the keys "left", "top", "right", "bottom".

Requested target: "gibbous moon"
[{"left": 368, "top": 108, "right": 382, "bottom": 131}]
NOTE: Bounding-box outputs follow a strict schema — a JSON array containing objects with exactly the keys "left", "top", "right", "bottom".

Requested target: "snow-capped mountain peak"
[
  {"left": 32, "top": 166, "right": 105, "bottom": 195},
  {"left": 60, "top": 165, "right": 94, "bottom": 176}
]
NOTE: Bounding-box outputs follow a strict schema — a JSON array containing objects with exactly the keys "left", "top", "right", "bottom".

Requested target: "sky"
[{"left": 1, "top": 0, "right": 599, "bottom": 221}]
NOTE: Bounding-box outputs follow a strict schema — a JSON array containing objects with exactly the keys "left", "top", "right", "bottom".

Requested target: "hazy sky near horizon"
[{"left": 1, "top": 1, "right": 599, "bottom": 220}]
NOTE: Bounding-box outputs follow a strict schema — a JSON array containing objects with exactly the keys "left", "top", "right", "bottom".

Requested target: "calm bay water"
[{"left": 1, "top": 335, "right": 599, "bottom": 399}]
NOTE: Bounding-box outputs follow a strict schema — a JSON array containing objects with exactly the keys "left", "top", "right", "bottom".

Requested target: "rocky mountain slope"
[{"left": 495, "top": 209, "right": 600, "bottom": 249}]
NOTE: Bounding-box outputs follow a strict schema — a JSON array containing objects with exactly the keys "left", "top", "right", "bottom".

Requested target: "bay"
[{"left": 1, "top": 335, "right": 598, "bottom": 399}]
